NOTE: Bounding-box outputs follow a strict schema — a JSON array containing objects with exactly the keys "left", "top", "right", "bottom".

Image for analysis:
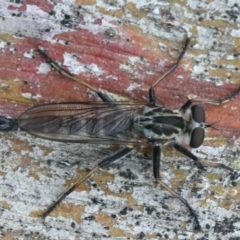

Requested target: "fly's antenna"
[{"left": 205, "top": 118, "right": 222, "bottom": 131}]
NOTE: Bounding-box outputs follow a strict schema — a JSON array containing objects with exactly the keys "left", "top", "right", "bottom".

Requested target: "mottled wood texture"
[{"left": 0, "top": 0, "right": 240, "bottom": 239}]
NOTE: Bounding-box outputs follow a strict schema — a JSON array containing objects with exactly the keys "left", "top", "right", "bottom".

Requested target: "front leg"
[
  {"left": 180, "top": 86, "right": 240, "bottom": 113},
  {"left": 172, "top": 142, "right": 233, "bottom": 171}
]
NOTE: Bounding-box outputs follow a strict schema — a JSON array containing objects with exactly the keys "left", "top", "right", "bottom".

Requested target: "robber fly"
[{"left": 0, "top": 38, "right": 239, "bottom": 231}]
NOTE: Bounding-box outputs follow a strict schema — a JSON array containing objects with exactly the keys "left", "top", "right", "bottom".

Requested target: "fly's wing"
[{"left": 18, "top": 102, "right": 146, "bottom": 144}]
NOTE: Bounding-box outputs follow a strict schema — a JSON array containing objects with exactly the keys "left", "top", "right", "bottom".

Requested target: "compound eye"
[
  {"left": 191, "top": 105, "right": 205, "bottom": 123},
  {"left": 190, "top": 128, "right": 204, "bottom": 148}
]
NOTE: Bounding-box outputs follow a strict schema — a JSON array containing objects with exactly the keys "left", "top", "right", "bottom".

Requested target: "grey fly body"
[{"left": 1, "top": 38, "right": 239, "bottom": 231}]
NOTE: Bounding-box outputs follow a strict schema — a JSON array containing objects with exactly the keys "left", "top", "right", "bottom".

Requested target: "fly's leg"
[
  {"left": 42, "top": 147, "right": 134, "bottom": 218},
  {"left": 172, "top": 142, "right": 233, "bottom": 171},
  {"left": 153, "top": 146, "right": 161, "bottom": 179},
  {"left": 37, "top": 47, "right": 112, "bottom": 103},
  {"left": 149, "top": 38, "right": 190, "bottom": 106},
  {"left": 157, "top": 179, "right": 201, "bottom": 231},
  {"left": 180, "top": 87, "right": 240, "bottom": 113},
  {"left": 153, "top": 145, "right": 201, "bottom": 231}
]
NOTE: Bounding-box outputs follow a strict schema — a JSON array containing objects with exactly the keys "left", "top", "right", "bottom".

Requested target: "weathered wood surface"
[{"left": 0, "top": 0, "right": 240, "bottom": 239}]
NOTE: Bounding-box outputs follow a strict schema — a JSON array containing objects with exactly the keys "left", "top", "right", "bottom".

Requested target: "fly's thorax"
[
  {"left": 133, "top": 106, "right": 187, "bottom": 141},
  {"left": 133, "top": 105, "right": 206, "bottom": 148}
]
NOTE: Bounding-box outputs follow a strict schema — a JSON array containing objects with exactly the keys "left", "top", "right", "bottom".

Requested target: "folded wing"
[{"left": 18, "top": 102, "right": 145, "bottom": 144}]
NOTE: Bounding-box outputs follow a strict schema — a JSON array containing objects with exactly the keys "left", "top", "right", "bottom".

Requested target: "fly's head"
[{"left": 177, "top": 105, "right": 205, "bottom": 148}]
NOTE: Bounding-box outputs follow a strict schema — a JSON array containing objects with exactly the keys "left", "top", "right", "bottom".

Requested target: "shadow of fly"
[{"left": 1, "top": 38, "right": 239, "bottom": 231}]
